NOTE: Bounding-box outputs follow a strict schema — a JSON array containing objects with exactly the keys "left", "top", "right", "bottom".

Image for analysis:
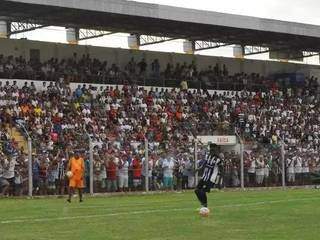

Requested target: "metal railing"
[{"left": 2, "top": 130, "right": 319, "bottom": 197}]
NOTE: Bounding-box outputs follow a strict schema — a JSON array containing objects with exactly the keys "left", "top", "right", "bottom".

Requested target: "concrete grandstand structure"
[
  {"left": 0, "top": 38, "right": 318, "bottom": 78},
  {"left": 0, "top": 0, "right": 320, "bottom": 58}
]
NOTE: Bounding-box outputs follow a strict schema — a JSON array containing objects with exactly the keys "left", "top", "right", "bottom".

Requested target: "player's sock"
[
  {"left": 195, "top": 189, "right": 201, "bottom": 202},
  {"left": 68, "top": 187, "right": 73, "bottom": 203},
  {"left": 195, "top": 189, "right": 207, "bottom": 207},
  {"left": 200, "top": 191, "right": 207, "bottom": 207},
  {"left": 201, "top": 191, "right": 208, "bottom": 207},
  {"left": 79, "top": 189, "right": 83, "bottom": 202}
]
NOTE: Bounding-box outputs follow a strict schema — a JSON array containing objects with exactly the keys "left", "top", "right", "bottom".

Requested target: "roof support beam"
[
  {"left": 139, "top": 35, "right": 176, "bottom": 46},
  {"left": 285, "top": 51, "right": 319, "bottom": 61},
  {"left": 244, "top": 45, "right": 312, "bottom": 57},
  {"left": 244, "top": 46, "right": 270, "bottom": 56},
  {"left": 245, "top": 45, "right": 319, "bottom": 60},
  {"left": 194, "top": 41, "right": 232, "bottom": 51},
  {"left": 302, "top": 51, "right": 319, "bottom": 58},
  {"left": 78, "top": 29, "right": 116, "bottom": 41},
  {"left": 9, "top": 21, "right": 48, "bottom": 36}
]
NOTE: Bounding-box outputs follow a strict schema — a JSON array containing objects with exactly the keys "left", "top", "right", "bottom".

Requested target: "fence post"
[
  {"left": 281, "top": 141, "right": 286, "bottom": 189},
  {"left": 194, "top": 140, "right": 198, "bottom": 187},
  {"left": 27, "top": 137, "right": 33, "bottom": 197},
  {"left": 240, "top": 142, "right": 244, "bottom": 189},
  {"left": 144, "top": 138, "right": 149, "bottom": 192},
  {"left": 89, "top": 137, "right": 94, "bottom": 195},
  {"left": 235, "top": 130, "right": 244, "bottom": 190}
]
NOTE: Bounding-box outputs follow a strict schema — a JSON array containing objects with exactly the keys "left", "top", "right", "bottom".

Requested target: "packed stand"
[
  {"left": 0, "top": 68, "right": 320, "bottom": 195},
  {"left": 0, "top": 79, "right": 231, "bottom": 195},
  {"left": 237, "top": 85, "right": 320, "bottom": 186}
]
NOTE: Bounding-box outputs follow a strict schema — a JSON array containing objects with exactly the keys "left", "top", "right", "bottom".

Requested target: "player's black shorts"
[{"left": 196, "top": 179, "right": 214, "bottom": 193}]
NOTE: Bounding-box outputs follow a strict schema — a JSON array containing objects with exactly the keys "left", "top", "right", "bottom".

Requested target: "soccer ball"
[
  {"left": 199, "top": 207, "right": 210, "bottom": 217},
  {"left": 66, "top": 171, "right": 73, "bottom": 178}
]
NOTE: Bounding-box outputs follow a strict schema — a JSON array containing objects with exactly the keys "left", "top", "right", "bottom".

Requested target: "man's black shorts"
[{"left": 196, "top": 179, "right": 214, "bottom": 193}]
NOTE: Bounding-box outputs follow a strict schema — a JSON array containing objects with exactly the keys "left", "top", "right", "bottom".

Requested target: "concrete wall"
[
  {"left": 0, "top": 38, "right": 319, "bottom": 77},
  {"left": 1, "top": 79, "right": 244, "bottom": 97}
]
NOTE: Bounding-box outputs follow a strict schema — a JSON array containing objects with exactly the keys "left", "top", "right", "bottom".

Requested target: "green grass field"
[{"left": 1, "top": 189, "right": 319, "bottom": 240}]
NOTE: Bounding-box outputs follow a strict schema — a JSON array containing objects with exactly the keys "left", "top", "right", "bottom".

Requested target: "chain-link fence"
[
  {"left": 285, "top": 144, "right": 320, "bottom": 187},
  {"left": 71, "top": 138, "right": 199, "bottom": 195},
  {"left": 242, "top": 138, "right": 320, "bottom": 189},
  {"left": 4, "top": 127, "right": 320, "bottom": 197},
  {"left": 243, "top": 141, "right": 284, "bottom": 188},
  {"left": 90, "top": 140, "right": 147, "bottom": 194}
]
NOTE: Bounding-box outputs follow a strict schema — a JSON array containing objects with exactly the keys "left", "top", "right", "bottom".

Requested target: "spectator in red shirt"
[
  {"left": 136, "top": 130, "right": 145, "bottom": 142},
  {"left": 106, "top": 157, "right": 117, "bottom": 192},
  {"left": 132, "top": 155, "right": 142, "bottom": 191}
]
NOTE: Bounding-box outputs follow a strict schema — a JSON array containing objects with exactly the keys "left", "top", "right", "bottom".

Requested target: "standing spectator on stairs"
[
  {"left": 0, "top": 155, "right": 10, "bottom": 196},
  {"left": 2, "top": 156, "right": 17, "bottom": 196}
]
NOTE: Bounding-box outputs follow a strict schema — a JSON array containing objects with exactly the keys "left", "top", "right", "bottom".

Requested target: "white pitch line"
[
  {"left": 66, "top": 196, "right": 319, "bottom": 211},
  {"left": 217, "top": 197, "right": 320, "bottom": 208},
  {"left": 67, "top": 199, "right": 187, "bottom": 209},
  {"left": 1, "top": 197, "right": 318, "bottom": 225},
  {"left": 0, "top": 208, "right": 189, "bottom": 224}
]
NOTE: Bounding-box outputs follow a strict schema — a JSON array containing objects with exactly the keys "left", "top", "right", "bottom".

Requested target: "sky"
[
  {"left": 11, "top": 0, "right": 320, "bottom": 64},
  {"left": 134, "top": 0, "right": 320, "bottom": 25}
]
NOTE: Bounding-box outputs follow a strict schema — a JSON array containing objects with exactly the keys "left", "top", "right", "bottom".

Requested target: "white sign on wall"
[{"left": 196, "top": 135, "right": 237, "bottom": 146}]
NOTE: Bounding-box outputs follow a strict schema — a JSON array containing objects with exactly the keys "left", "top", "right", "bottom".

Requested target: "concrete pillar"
[
  {"left": 128, "top": 34, "right": 140, "bottom": 50},
  {"left": 233, "top": 45, "right": 244, "bottom": 58},
  {"left": 66, "top": 28, "right": 78, "bottom": 44},
  {"left": 183, "top": 40, "right": 194, "bottom": 54},
  {"left": 0, "top": 20, "right": 8, "bottom": 38}
]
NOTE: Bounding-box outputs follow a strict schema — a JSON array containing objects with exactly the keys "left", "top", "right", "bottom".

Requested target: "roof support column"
[
  {"left": 183, "top": 40, "right": 195, "bottom": 54},
  {"left": 66, "top": 27, "right": 79, "bottom": 44},
  {"left": 0, "top": 19, "right": 9, "bottom": 38},
  {"left": 128, "top": 34, "right": 140, "bottom": 50},
  {"left": 233, "top": 45, "right": 244, "bottom": 58}
]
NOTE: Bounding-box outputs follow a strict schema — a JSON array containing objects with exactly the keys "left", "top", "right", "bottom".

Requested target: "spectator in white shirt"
[
  {"left": 118, "top": 156, "right": 129, "bottom": 192},
  {"left": 0, "top": 156, "right": 10, "bottom": 196},
  {"left": 2, "top": 157, "right": 17, "bottom": 196},
  {"left": 162, "top": 155, "right": 175, "bottom": 190}
]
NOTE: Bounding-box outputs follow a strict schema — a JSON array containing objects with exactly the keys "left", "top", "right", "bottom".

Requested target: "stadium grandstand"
[
  {"left": 0, "top": 0, "right": 320, "bottom": 201},
  {"left": 1, "top": 1, "right": 320, "bottom": 239},
  {"left": 0, "top": 0, "right": 319, "bottom": 197}
]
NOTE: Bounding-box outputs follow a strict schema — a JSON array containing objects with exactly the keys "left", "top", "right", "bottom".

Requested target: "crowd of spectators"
[
  {"left": 0, "top": 78, "right": 228, "bottom": 195},
  {"left": 238, "top": 82, "right": 320, "bottom": 186},
  {"left": 2, "top": 53, "right": 318, "bottom": 92},
  {"left": 0, "top": 52, "right": 320, "bottom": 195}
]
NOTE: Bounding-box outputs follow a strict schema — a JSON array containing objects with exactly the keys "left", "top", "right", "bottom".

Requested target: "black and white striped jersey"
[{"left": 201, "top": 154, "right": 222, "bottom": 183}]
